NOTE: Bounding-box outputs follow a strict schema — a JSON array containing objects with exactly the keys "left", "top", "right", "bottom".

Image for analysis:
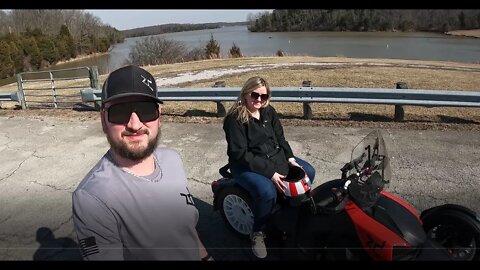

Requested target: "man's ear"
[
  {"left": 158, "top": 105, "right": 162, "bottom": 127},
  {"left": 100, "top": 110, "right": 107, "bottom": 134}
]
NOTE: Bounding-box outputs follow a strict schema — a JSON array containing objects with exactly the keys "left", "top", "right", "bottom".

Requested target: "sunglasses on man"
[
  {"left": 105, "top": 101, "right": 159, "bottom": 124},
  {"left": 250, "top": 92, "right": 269, "bottom": 102}
]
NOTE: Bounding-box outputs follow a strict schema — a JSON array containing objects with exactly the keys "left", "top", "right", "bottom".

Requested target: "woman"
[{"left": 223, "top": 76, "right": 315, "bottom": 259}]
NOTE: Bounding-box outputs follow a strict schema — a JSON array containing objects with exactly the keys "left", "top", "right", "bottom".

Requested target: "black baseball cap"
[{"left": 101, "top": 65, "right": 163, "bottom": 104}]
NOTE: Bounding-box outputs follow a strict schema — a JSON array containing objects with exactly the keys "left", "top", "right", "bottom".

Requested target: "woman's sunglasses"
[
  {"left": 250, "top": 92, "right": 269, "bottom": 102},
  {"left": 106, "top": 101, "right": 159, "bottom": 124}
]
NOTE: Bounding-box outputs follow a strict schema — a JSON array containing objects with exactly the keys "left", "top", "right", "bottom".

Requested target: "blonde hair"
[{"left": 225, "top": 76, "right": 272, "bottom": 124}]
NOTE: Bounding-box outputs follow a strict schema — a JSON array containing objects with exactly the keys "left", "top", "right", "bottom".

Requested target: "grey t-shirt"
[{"left": 72, "top": 147, "right": 200, "bottom": 260}]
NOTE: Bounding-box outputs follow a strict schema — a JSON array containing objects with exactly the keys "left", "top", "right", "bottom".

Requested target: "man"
[{"left": 72, "top": 65, "right": 210, "bottom": 260}]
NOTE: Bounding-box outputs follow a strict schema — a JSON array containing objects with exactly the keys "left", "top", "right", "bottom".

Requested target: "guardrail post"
[
  {"left": 89, "top": 66, "right": 99, "bottom": 89},
  {"left": 94, "top": 100, "right": 102, "bottom": 111},
  {"left": 91, "top": 66, "right": 101, "bottom": 110},
  {"left": 213, "top": 81, "right": 226, "bottom": 117},
  {"left": 302, "top": 80, "right": 313, "bottom": 120},
  {"left": 16, "top": 73, "right": 26, "bottom": 109},
  {"left": 395, "top": 82, "right": 407, "bottom": 121}
]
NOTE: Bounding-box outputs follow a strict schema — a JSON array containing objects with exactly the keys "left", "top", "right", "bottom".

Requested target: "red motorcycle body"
[{"left": 212, "top": 130, "right": 480, "bottom": 261}]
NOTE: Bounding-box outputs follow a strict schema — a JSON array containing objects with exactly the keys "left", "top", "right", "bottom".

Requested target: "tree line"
[
  {"left": 0, "top": 10, "right": 124, "bottom": 79},
  {"left": 122, "top": 22, "right": 246, "bottom": 38},
  {"left": 247, "top": 10, "right": 480, "bottom": 32},
  {"left": 3, "top": 9, "right": 479, "bottom": 80}
]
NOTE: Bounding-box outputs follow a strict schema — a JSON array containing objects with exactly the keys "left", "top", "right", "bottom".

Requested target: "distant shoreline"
[
  {"left": 445, "top": 29, "right": 480, "bottom": 38},
  {"left": 55, "top": 52, "right": 108, "bottom": 65},
  {"left": 55, "top": 29, "right": 480, "bottom": 66}
]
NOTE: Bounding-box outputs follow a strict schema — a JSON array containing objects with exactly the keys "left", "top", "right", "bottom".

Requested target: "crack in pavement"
[
  {"left": 0, "top": 154, "right": 31, "bottom": 182},
  {"left": 32, "top": 152, "right": 48, "bottom": 159},
  {"left": 390, "top": 188, "right": 450, "bottom": 207},
  {"left": 316, "top": 157, "right": 341, "bottom": 166},
  {"left": 0, "top": 149, "right": 49, "bottom": 182},
  {"left": 0, "top": 215, "right": 11, "bottom": 226},
  {"left": 29, "top": 180, "right": 71, "bottom": 191},
  {"left": 188, "top": 177, "right": 210, "bottom": 185},
  {"left": 0, "top": 232, "right": 32, "bottom": 245},
  {"left": 49, "top": 216, "right": 74, "bottom": 234},
  {"left": 2, "top": 133, "right": 13, "bottom": 149},
  {"left": 0, "top": 217, "right": 75, "bottom": 247}
]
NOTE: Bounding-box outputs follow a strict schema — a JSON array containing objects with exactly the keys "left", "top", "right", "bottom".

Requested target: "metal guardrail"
[
  {"left": 4, "top": 86, "right": 480, "bottom": 120},
  {"left": 81, "top": 87, "right": 480, "bottom": 106},
  {"left": 0, "top": 92, "right": 18, "bottom": 102},
  {"left": 16, "top": 66, "right": 99, "bottom": 109},
  {"left": 79, "top": 87, "right": 480, "bottom": 120}
]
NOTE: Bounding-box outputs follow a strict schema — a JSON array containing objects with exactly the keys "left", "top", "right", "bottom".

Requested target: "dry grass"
[
  {"left": 154, "top": 58, "right": 480, "bottom": 128},
  {"left": 2, "top": 56, "right": 479, "bottom": 93},
  {"left": 1, "top": 56, "right": 480, "bottom": 130},
  {"left": 176, "top": 65, "right": 480, "bottom": 91}
]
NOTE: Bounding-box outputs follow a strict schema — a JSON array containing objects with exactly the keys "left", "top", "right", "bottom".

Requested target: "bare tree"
[
  {"left": 129, "top": 36, "right": 188, "bottom": 66},
  {"left": 0, "top": 10, "right": 10, "bottom": 34},
  {"left": 184, "top": 47, "right": 207, "bottom": 61},
  {"left": 76, "top": 11, "right": 102, "bottom": 54}
]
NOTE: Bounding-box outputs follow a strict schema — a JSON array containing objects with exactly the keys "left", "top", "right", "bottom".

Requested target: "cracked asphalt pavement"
[{"left": 0, "top": 116, "right": 479, "bottom": 260}]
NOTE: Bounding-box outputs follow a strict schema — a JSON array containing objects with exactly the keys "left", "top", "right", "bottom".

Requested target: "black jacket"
[{"left": 223, "top": 105, "right": 294, "bottom": 179}]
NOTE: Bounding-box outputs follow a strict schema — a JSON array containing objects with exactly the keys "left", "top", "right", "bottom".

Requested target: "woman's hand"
[
  {"left": 288, "top": 158, "right": 301, "bottom": 168},
  {"left": 271, "top": 172, "right": 287, "bottom": 193}
]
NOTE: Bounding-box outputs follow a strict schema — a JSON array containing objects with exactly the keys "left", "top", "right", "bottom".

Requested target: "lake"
[{"left": 2, "top": 26, "right": 480, "bottom": 86}]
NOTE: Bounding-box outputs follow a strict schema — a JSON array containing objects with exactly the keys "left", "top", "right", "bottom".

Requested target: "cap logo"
[{"left": 141, "top": 75, "right": 154, "bottom": 92}]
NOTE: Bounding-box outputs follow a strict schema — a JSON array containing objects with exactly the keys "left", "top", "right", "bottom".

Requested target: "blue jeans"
[{"left": 229, "top": 157, "right": 315, "bottom": 232}]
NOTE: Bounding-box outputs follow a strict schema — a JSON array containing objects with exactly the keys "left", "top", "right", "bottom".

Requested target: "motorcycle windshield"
[{"left": 350, "top": 130, "right": 391, "bottom": 184}]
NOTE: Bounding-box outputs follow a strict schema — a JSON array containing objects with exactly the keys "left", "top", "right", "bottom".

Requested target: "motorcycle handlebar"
[
  {"left": 316, "top": 190, "right": 341, "bottom": 207},
  {"left": 312, "top": 188, "right": 347, "bottom": 215}
]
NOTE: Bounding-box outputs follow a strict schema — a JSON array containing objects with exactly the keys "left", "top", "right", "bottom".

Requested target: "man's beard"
[{"left": 107, "top": 128, "right": 161, "bottom": 161}]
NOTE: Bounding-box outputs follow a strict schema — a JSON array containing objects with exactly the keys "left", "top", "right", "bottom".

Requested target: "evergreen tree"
[
  {"left": 22, "top": 36, "right": 42, "bottom": 70},
  {"left": 205, "top": 34, "right": 220, "bottom": 59},
  {"left": 229, "top": 43, "right": 242, "bottom": 58},
  {"left": 57, "top": 24, "right": 76, "bottom": 59},
  {"left": 0, "top": 40, "right": 14, "bottom": 78},
  {"left": 37, "top": 36, "right": 59, "bottom": 64}
]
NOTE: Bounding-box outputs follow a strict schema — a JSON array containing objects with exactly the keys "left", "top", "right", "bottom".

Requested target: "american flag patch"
[{"left": 79, "top": 236, "right": 99, "bottom": 257}]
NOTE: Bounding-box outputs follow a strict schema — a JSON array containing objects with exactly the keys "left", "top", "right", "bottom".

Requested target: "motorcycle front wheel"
[
  {"left": 218, "top": 186, "right": 254, "bottom": 238},
  {"left": 422, "top": 208, "right": 480, "bottom": 261}
]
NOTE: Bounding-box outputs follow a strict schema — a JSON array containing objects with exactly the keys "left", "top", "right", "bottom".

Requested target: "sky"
[{"left": 86, "top": 10, "right": 273, "bottom": 31}]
